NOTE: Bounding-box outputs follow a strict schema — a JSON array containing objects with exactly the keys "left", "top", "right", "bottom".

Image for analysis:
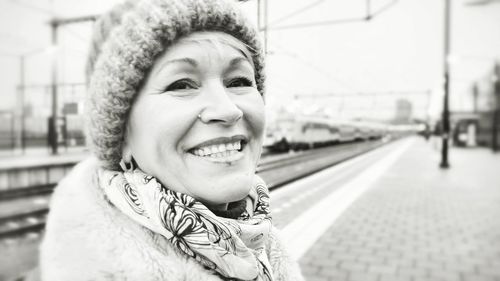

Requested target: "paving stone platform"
[{"left": 295, "top": 137, "right": 500, "bottom": 281}]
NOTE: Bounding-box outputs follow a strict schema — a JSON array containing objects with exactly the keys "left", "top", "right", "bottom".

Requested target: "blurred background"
[
  {"left": 0, "top": 0, "right": 499, "bottom": 153},
  {"left": 0, "top": 0, "right": 499, "bottom": 280}
]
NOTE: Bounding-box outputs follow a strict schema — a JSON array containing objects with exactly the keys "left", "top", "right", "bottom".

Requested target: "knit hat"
[{"left": 86, "top": 0, "right": 265, "bottom": 170}]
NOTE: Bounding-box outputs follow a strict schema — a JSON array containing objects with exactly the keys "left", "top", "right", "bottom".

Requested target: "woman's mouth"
[{"left": 187, "top": 136, "right": 248, "bottom": 163}]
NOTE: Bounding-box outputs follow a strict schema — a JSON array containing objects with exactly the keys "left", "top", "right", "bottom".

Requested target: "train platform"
[
  {"left": 269, "top": 136, "right": 500, "bottom": 281},
  {"left": 0, "top": 145, "right": 293, "bottom": 171},
  {"left": 0, "top": 147, "right": 88, "bottom": 171},
  {"left": 2, "top": 136, "right": 500, "bottom": 281}
]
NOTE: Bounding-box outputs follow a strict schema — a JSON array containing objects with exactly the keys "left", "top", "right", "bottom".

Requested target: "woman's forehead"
[
  {"left": 177, "top": 31, "right": 253, "bottom": 57},
  {"left": 163, "top": 32, "right": 254, "bottom": 62},
  {"left": 156, "top": 32, "right": 254, "bottom": 69}
]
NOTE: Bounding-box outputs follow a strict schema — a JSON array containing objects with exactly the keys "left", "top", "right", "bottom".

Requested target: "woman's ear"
[
  {"left": 119, "top": 142, "right": 134, "bottom": 172},
  {"left": 122, "top": 122, "right": 133, "bottom": 163},
  {"left": 122, "top": 142, "right": 132, "bottom": 164}
]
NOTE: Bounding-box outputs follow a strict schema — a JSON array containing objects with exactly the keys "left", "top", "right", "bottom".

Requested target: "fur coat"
[{"left": 39, "top": 157, "right": 304, "bottom": 281}]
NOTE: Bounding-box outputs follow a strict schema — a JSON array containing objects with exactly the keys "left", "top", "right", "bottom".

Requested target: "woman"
[{"left": 39, "top": 0, "right": 304, "bottom": 280}]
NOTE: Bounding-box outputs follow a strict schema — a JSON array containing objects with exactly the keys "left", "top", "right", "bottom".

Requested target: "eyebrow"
[
  {"left": 229, "top": 56, "right": 252, "bottom": 68},
  {"left": 154, "top": 58, "right": 198, "bottom": 75},
  {"left": 154, "top": 56, "right": 253, "bottom": 76}
]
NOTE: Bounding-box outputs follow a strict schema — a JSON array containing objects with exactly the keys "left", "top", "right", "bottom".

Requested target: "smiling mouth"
[{"left": 188, "top": 136, "right": 248, "bottom": 159}]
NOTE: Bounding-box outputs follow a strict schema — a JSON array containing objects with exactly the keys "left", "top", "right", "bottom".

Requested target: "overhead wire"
[
  {"left": 266, "top": 0, "right": 327, "bottom": 28},
  {"left": 264, "top": 0, "right": 399, "bottom": 31},
  {"left": 260, "top": 0, "right": 411, "bottom": 117},
  {"left": 270, "top": 42, "right": 360, "bottom": 93},
  {"left": 0, "top": 52, "right": 20, "bottom": 57},
  {"left": 5, "top": 0, "right": 94, "bottom": 102},
  {"left": 7, "top": 0, "right": 93, "bottom": 45},
  {"left": 294, "top": 90, "right": 431, "bottom": 98},
  {"left": 369, "top": 0, "right": 398, "bottom": 18},
  {"left": 293, "top": 90, "right": 430, "bottom": 117},
  {"left": 8, "top": 0, "right": 56, "bottom": 16},
  {"left": 0, "top": 32, "right": 41, "bottom": 49}
]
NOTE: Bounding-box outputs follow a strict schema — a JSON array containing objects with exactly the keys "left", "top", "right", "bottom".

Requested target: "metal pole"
[
  {"left": 440, "top": 0, "right": 451, "bottom": 168},
  {"left": 257, "top": 0, "right": 261, "bottom": 30},
  {"left": 10, "top": 112, "right": 15, "bottom": 150},
  {"left": 366, "top": 0, "right": 372, "bottom": 20},
  {"left": 425, "top": 90, "right": 432, "bottom": 117},
  {"left": 20, "top": 56, "right": 26, "bottom": 153},
  {"left": 493, "top": 62, "right": 499, "bottom": 152},
  {"left": 472, "top": 83, "right": 478, "bottom": 113},
  {"left": 50, "top": 20, "right": 58, "bottom": 155},
  {"left": 263, "top": 0, "right": 268, "bottom": 54}
]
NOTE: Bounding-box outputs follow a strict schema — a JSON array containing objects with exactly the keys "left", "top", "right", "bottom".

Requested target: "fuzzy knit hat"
[{"left": 86, "top": 0, "right": 265, "bottom": 170}]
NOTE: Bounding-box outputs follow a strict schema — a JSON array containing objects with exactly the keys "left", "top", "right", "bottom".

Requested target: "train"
[
  {"left": 263, "top": 114, "right": 417, "bottom": 152},
  {"left": 1, "top": 110, "right": 419, "bottom": 152}
]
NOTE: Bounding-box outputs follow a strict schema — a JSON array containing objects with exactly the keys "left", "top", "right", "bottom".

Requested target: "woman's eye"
[
  {"left": 165, "top": 79, "right": 198, "bottom": 92},
  {"left": 227, "top": 77, "right": 254, "bottom": 88}
]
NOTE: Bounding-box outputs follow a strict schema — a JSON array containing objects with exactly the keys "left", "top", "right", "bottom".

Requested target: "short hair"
[{"left": 176, "top": 31, "right": 256, "bottom": 71}]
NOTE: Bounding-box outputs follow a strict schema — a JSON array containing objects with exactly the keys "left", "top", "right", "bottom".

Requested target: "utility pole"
[
  {"left": 257, "top": 0, "right": 268, "bottom": 53},
  {"left": 264, "top": 0, "right": 269, "bottom": 54},
  {"left": 472, "top": 82, "right": 478, "bottom": 113},
  {"left": 49, "top": 20, "right": 58, "bottom": 155},
  {"left": 19, "top": 56, "right": 26, "bottom": 153},
  {"left": 440, "top": 0, "right": 451, "bottom": 169},
  {"left": 257, "top": 0, "right": 261, "bottom": 31},
  {"left": 493, "top": 62, "right": 500, "bottom": 152}
]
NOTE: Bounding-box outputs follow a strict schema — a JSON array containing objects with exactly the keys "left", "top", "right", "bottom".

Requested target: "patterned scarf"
[{"left": 98, "top": 168, "right": 274, "bottom": 281}]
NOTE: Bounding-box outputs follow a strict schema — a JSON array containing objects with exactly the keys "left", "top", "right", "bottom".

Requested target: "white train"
[{"left": 264, "top": 115, "right": 404, "bottom": 152}]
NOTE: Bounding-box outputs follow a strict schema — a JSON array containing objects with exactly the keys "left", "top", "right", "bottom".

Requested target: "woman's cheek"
[{"left": 243, "top": 95, "right": 266, "bottom": 137}]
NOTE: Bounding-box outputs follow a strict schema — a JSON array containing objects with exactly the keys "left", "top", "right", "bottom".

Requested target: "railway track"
[
  {"left": 0, "top": 139, "right": 387, "bottom": 239},
  {"left": 0, "top": 184, "right": 55, "bottom": 201},
  {"left": 0, "top": 208, "right": 47, "bottom": 239},
  {"left": 0, "top": 141, "right": 370, "bottom": 201}
]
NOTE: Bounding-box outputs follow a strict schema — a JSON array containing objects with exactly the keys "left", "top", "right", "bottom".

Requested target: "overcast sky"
[{"left": 1, "top": 0, "right": 499, "bottom": 121}]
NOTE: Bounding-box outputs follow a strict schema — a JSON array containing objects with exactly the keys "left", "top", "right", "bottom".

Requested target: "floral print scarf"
[{"left": 98, "top": 168, "right": 274, "bottom": 281}]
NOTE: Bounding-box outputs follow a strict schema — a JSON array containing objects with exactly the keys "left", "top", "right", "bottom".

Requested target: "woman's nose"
[{"left": 198, "top": 83, "right": 243, "bottom": 125}]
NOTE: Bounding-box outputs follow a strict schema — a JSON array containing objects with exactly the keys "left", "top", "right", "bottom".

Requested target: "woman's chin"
[
  {"left": 180, "top": 146, "right": 258, "bottom": 204},
  {"left": 193, "top": 175, "right": 254, "bottom": 206}
]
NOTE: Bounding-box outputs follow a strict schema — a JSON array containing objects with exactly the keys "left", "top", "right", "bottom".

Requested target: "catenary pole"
[
  {"left": 50, "top": 19, "right": 58, "bottom": 155},
  {"left": 264, "top": 0, "right": 268, "bottom": 54},
  {"left": 19, "top": 56, "right": 26, "bottom": 153},
  {"left": 440, "top": 0, "right": 451, "bottom": 168},
  {"left": 493, "top": 62, "right": 499, "bottom": 152}
]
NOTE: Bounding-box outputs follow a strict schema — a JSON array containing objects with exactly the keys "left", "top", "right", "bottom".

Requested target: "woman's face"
[{"left": 124, "top": 32, "right": 265, "bottom": 209}]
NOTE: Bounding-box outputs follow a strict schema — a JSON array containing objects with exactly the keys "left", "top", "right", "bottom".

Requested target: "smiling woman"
[
  {"left": 126, "top": 32, "right": 266, "bottom": 209},
  {"left": 38, "top": 0, "right": 304, "bottom": 281}
]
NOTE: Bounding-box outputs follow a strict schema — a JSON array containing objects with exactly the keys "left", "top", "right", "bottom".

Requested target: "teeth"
[
  {"left": 191, "top": 140, "right": 243, "bottom": 157},
  {"left": 218, "top": 144, "right": 226, "bottom": 153},
  {"left": 207, "top": 150, "right": 237, "bottom": 158}
]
